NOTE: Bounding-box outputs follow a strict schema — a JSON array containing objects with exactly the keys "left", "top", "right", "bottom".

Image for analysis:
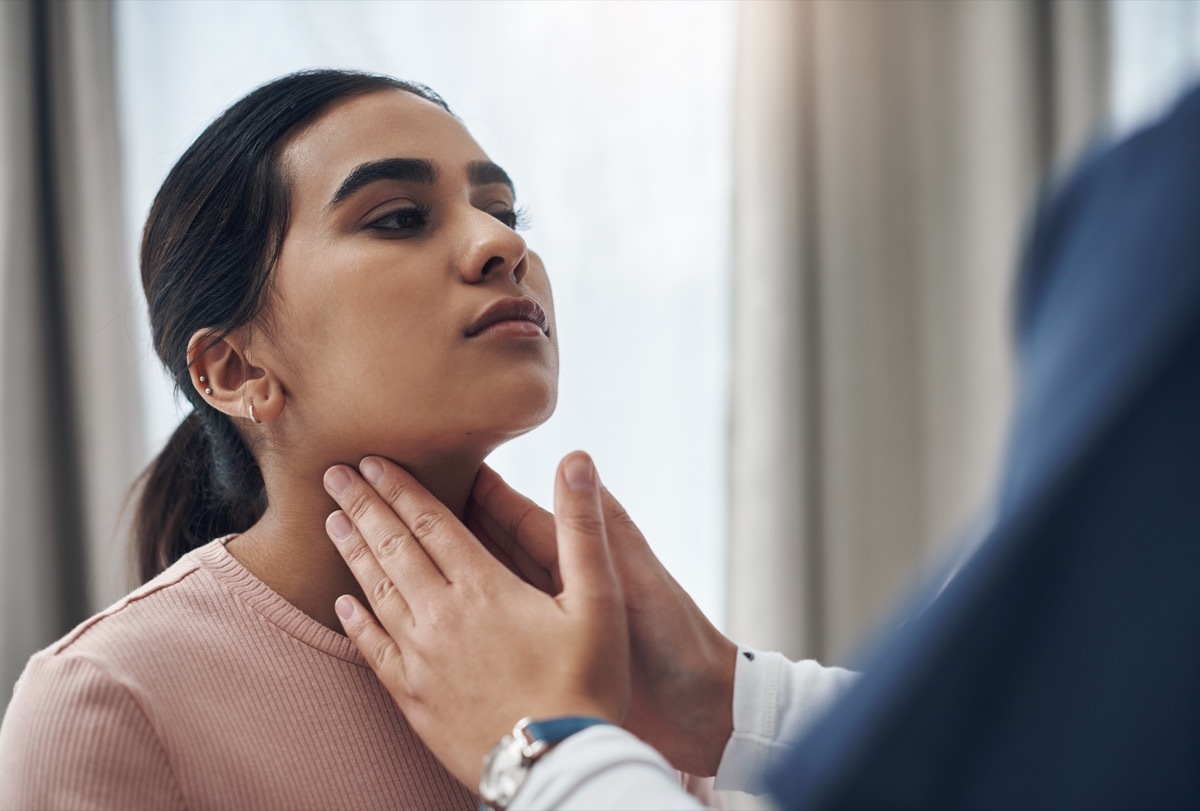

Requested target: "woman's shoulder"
[
  {"left": 24, "top": 539, "right": 237, "bottom": 686},
  {"left": 0, "top": 542, "right": 235, "bottom": 805},
  {"left": 0, "top": 643, "right": 188, "bottom": 809},
  {"left": 0, "top": 574, "right": 199, "bottom": 810},
  {"left": 48, "top": 548, "right": 210, "bottom": 660}
]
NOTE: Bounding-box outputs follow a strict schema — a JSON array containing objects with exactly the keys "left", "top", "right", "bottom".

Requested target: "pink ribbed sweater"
[{"left": 0, "top": 537, "right": 475, "bottom": 810}]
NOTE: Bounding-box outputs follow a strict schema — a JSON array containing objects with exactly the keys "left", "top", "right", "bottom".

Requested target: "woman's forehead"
[{"left": 282, "top": 90, "right": 488, "bottom": 201}]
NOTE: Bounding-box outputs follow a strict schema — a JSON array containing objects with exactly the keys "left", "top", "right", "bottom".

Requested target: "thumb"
[{"left": 553, "top": 452, "right": 620, "bottom": 608}]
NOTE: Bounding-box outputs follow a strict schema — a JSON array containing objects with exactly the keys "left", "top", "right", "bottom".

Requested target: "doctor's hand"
[
  {"left": 467, "top": 462, "right": 738, "bottom": 777},
  {"left": 323, "top": 452, "right": 630, "bottom": 790}
]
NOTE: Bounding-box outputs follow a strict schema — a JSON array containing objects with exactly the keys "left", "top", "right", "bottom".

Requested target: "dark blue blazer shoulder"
[{"left": 768, "top": 85, "right": 1200, "bottom": 810}]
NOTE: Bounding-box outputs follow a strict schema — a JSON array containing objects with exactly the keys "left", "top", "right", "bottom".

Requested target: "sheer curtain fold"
[
  {"left": 729, "top": 0, "right": 1109, "bottom": 662},
  {"left": 1, "top": 0, "right": 140, "bottom": 708}
]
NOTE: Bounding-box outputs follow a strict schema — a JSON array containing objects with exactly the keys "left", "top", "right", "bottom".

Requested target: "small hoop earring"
[{"left": 249, "top": 402, "right": 262, "bottom": 425}]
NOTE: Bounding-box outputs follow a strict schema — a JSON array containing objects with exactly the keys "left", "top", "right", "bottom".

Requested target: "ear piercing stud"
[{"left": 199, "top": 375, "right": 212, "bottom": 395}]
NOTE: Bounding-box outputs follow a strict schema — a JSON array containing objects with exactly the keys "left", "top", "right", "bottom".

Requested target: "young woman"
[{"left": 0, "top": 69, "right": 559, "bottom": 809}]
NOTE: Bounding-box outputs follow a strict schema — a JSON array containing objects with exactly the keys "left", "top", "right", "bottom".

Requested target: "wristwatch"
[{"left": 479, "top": 715, "right": 610, "bottom": 811}]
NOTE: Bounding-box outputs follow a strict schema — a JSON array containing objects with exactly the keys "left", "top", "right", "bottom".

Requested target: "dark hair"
[{"left": 134, "top": 69, "right": 450, "bottom": 582}]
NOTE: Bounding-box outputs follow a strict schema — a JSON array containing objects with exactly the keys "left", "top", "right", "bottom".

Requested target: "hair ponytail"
[
  {"left": 134, "top": 410, "right": 265, "bottom": 582},
  {"left": 132, "top": 70, "right": 450, "bottom": 581}
]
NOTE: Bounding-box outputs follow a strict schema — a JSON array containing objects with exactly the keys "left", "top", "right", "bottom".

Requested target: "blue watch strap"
[
  {"left": 520, "top": 715, "right": 610, "bottom": 748},
  {"left": 479, "top": 717, "right": 613, "bottom": 811}
]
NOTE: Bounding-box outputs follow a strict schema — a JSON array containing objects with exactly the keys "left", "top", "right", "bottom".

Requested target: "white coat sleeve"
[
  {"left": 714, "top": 649, "right": 859, "bottom": 793},
  {"left": 511, "top": 648, "right": 859, "bottom": 809}
]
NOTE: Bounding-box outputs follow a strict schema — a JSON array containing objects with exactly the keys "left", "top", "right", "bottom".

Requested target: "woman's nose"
[{"left": 460, "top": 213, "right": 528, "bottom": 285}]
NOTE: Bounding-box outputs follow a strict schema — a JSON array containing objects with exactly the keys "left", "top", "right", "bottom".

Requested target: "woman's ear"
[{"left": 187, "top": 328, "right": 285, "bottom": 425}]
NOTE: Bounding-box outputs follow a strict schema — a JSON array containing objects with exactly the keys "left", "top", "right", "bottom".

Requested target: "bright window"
[{"left": 1110, "top": 0, "right": 1200, "bottom": 135}]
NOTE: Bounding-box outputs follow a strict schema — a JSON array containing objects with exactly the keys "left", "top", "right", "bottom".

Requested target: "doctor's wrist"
[{"left": 479, "top": 715, "right": 612, "bottom": 811}]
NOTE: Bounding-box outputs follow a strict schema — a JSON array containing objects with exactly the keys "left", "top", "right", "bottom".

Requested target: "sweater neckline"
[{"left": 190, "top": 536, "right": 369, "bottom": 667}]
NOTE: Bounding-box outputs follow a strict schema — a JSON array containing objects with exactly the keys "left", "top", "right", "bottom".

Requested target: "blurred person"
[
  {"left": 0, "top": 68, "right": 767, "bottom": 809},
  {"left": 325, "top": 83, "right": 1200, "bottom": 809}
]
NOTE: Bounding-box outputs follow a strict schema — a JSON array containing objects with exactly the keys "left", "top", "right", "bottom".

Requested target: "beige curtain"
[
  {"left": 1, "top": 0, "right": 141, "bottom": 707},
  {"left": 729, "top": 0, "right": 1109, "bottom": 663}
]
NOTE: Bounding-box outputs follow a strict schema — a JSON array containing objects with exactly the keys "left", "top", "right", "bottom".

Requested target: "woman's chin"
[
  {"left": 319, "top": 383, "right": 558, "bottom": 466},
  {"left": 477, "top": 395, "right": 558, "bottom": 446}
]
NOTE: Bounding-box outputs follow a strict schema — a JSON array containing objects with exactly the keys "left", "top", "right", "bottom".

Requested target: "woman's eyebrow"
[
  {"left": 328, "top": 158, "right": 438, "bottom": 208},
  {"left": 468, "top": 161, "right": 516, "bottom": 196}
]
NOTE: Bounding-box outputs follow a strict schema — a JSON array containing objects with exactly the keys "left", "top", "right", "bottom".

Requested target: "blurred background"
[{"left": 2, "top": 0, "right": 1200, "bottom": 710}]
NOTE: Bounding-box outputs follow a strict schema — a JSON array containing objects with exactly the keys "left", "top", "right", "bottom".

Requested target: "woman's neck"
[{"left": 227, "top": 452, "right": 485, "bottom": 633}]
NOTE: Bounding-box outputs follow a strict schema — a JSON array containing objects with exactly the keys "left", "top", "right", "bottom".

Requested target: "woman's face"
[{"left": 261, "top": 89, "right": 558, "bottom": 463}]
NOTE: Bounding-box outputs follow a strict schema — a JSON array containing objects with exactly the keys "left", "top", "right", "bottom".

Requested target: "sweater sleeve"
[{"left": 0, "top": 653, "right": 185, "bottom": 811}]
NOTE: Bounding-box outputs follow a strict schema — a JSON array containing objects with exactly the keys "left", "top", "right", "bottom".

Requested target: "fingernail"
[
  {"left": 564, "top": 454, "right": 595, "bottom": 491},
  {"left": 325, "top": 466, "right": 352, "bottom": 495},
  {"left": 335, "top": 595, "right": 356, "bottom": 621},
  {"left": 360, "top": 457, "right": 384, "bottom": 485},
  {"left": 327, "top": 511, "right": 353, "bottom": 541}
]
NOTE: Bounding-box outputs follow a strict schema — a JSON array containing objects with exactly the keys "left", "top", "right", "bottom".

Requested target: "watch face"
[{"left": 480, "top": 735, "right": 527, "bottom": 808}]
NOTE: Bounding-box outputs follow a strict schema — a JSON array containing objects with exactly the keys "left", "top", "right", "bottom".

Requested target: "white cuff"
[
  {"left": 714, "top": 649, "right": 859, "bottom": 794},
  {"left": 513, "top": 725, "right": 707, "bottom": 811},
  {"left": 511, "top": 650, "right": 858, "bottom": 806}
]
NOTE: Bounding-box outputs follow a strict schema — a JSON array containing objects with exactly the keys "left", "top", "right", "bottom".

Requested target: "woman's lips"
[
  {"left": 466, "top": 296, "right": 550, "bottom": 338},
  {"left": 472, "top": 320, "right": 546, "bottom": 338}
]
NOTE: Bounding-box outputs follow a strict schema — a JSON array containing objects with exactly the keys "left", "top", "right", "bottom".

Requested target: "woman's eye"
[
  {"left": 368, "top": 204, "right": 430, "bottom": 235},
  {"left": 492, "top": 206, "right": 531, "bottom": 231}
]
